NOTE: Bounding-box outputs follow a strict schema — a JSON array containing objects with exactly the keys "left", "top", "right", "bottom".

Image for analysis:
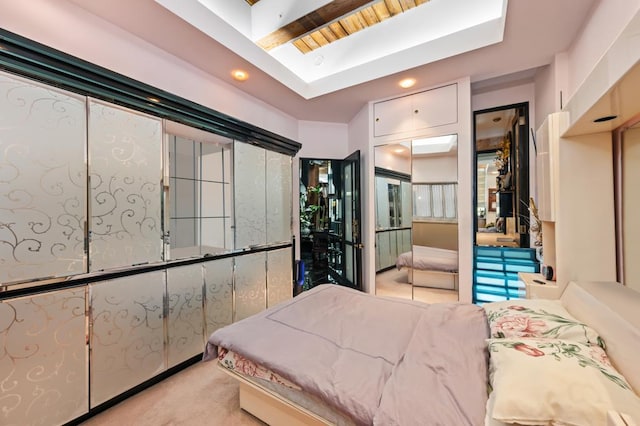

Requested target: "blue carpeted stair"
[{"left": 473, "top": 246, "right": 539, "bottom": 304}]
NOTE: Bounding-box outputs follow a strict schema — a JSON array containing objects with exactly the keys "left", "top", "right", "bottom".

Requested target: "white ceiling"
[
  {"left": 154, "top": 0, "right": 508, "bottom": 99},
  {"left": 68, "top": 0, "right": 598, "bottom": 123}
]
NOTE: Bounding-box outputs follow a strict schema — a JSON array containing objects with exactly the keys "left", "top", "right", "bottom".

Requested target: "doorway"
[
  {"left": 473, "top": 103, "right": 541, "bottom": 303},
  {"left": 299, "top": 151, "right": 362, "bottom": 292},
  {"left": 474, "top": 103, "right": 530, "bottom": 248}
]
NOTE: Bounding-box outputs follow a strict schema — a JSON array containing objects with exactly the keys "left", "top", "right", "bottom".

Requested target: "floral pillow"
[
  {"left": 487, "top": 338, "right": 640, "bottom": 425},
  {"left": 483, "top": 299, "right": 604, "bottom": 348}
]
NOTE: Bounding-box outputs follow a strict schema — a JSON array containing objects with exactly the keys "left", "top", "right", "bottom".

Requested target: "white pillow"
[
  {"left": 487, "top": 338, "right": 640, "bottom": 425},
  {"left": 483, "top": 299, "right": 603, "bottom": 347}
]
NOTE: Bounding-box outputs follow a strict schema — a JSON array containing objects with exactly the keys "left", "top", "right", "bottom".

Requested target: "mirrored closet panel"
[
  {"left": 374, "top": 135, "right": 459, "bottom": 303},
  {"left": 166, "top": 122, "right": 234, "bottom": 259}
]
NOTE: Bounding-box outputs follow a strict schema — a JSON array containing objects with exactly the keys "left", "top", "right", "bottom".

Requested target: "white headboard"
[{"left": 561, "top": 281, "right": 640, "bottom": 394}]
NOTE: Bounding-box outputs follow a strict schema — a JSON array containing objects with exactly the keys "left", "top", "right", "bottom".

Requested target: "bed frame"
[
  {"left": 220, "top": 281, "right": 640, "bottom": 426},
  {"left": 218, "top": 364, "right": 334, "bottom": 426},
  {"left": 407, "top": 267, "right": 458, "bottom": 290}
]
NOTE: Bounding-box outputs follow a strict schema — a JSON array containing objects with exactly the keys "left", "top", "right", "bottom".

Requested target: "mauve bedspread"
[
  {"left": 204, "top": 284, "right": 489, "bottom": 426},
  {"left": 396, "top": 245, "right": 459, "bottom": 272}
]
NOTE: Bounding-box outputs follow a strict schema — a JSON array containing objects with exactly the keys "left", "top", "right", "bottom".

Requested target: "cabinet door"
[
  {"left": 0, "top": 288, "right": 88, "bottom": 425},
  {"left": 373, "top": 95, "right": 413, "bottom": 137},
  {"left": 412, "top": 84, "right": 458, "bottom": 130},
  {"left": 166, "top": 264, "right": 204, "bottom": 368},
  {"left": 90, "top": 272, "right": 165, "bottom": 407}
]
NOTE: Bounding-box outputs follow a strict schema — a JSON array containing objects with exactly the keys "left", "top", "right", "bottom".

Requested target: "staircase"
[{"left": 473, "top": 246, "right": 540, "bottom": 304}]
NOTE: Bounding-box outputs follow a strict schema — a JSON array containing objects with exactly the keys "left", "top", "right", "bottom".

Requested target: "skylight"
[{"left": 155, "top": 0, "right": 508, "bottom": 99}]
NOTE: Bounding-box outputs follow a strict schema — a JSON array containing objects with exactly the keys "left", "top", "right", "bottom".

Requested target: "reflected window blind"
[{"left": 413, "top": 183, "right": 457, "bottom": 220}]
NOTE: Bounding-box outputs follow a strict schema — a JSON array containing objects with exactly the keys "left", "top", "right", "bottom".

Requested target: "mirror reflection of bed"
[{"left": 374, "top": 135, "right": 459, "bottom": 303}]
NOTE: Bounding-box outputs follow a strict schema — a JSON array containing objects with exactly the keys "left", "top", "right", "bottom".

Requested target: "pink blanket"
[{"left": 204, "top": 284, "right": 488, "bottom": 425}]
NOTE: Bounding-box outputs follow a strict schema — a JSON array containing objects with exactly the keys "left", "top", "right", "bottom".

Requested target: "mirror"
[
  {"left": 374, "top": 135, "right": 459, "bottom": 303},
  {"left": 166, "top": 121, "right": 234, "bottom": 260},
  {"left": 474, "top": 105, "right": 530, "bottom": 248}
]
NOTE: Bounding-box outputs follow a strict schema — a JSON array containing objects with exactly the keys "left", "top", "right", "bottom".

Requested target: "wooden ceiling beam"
[{"left": 256, "top": 0, "right": 372, "bottom": 51}]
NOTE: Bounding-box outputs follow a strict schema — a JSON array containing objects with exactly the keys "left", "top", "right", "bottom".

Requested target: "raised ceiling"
[
  {"left": 155, "top": 0, "right": 508, "bottom": 99},
  {"left": 66, "top": 0, "right": 599, "bottom": 123}
]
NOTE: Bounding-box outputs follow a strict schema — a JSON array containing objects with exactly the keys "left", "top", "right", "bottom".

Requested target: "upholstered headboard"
[{"left": 561, "top": 281, "right": 640, "bottom": 394}]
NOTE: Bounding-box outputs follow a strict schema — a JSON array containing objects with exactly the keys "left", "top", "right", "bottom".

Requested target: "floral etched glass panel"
[
  {"left": 266, "top": 151, "right": 292, "bottom": 244},
  {"left": 267, "top": 247, "right": 293, "bottom": 307},
  {"left": 204, "top": 257, "right": 233, "bottom": 337},
  {"left": 234, "top": 142, "right": 266, "bottom": 248},
  {"left": 0, "top": 288, "right": 88, "bottom": 425},
  {"left": 0, "top": 71, "right": 87, "bottom": 284},
  {"left": 89, "top": 271, "right": 165, "bottom": 407},
  {"left": 88, "top": 100, "right": 163, "bottom": 271},
  {"left": 234, "top": 252, "right": 266, "bottom": 321},
  {"left": 167, "top": 264, "right": 204, "bottom": 368}
]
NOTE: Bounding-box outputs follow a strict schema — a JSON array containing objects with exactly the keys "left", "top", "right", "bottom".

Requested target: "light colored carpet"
[{"left": 82, "top": 360, "right": 265, "bottom": 426}]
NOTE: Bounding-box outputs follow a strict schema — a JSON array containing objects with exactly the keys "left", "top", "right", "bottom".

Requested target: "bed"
[
  {"left": 395, "top": 245, "right": 459, "bottom": 289},
  {"left": 204, "top": 282, "right": 640, "bottom": 426}
]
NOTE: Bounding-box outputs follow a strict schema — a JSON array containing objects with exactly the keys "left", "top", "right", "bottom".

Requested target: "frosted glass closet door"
[
  {"left": 0, "top": 288, "right": 88, "bottom": 425},
  {"left": 204, "top": 257, "right": 233, "bottom": 337},
  {"left": 234, "top": 252, "right": 266, "bottom": 321},
  {"left": 167, "top": 264, "right": 204, "bottom": 368},
  {"left": 234, "top": 142, "right": 266, "bottom": 248},
  {"left": 0, "top": 71, "right": 87, "bottom": 283},
  {"left": 266, "top": 151, "right": 292, "bottom": 244},
  {"left": 89, "top": 271, "right": 165, "bottom": 407},
  {"left": 267, "top": 247, "right": 293, "bottom": 307},
  {"left": 88, "top": 100, "right": 163, "bottom": 271}
]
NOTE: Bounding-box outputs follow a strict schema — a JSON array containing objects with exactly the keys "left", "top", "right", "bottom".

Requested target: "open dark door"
[{"left": 340, "top": 150, "right": 362, "bottom": 290}]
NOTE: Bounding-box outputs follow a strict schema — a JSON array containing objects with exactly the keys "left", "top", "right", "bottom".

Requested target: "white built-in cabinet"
[
  {"left": 534, "top": 112, "right": 617, "bottom": 293},
  {"left": 535, "top": 112, "right": 566, "bottom": 222},
  {"left": 0, "top": 66, "right": 295, "bottom": 426},
  {"left": 373, "top": 83, "right": 458, "bottom": 137}
]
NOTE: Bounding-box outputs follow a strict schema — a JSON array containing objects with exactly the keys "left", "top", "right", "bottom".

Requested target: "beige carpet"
[{"left": 82, "top": 360, "right": 265, "bottom": 426}]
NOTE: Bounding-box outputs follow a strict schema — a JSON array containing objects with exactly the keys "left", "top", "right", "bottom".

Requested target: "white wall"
[
  {"left": 412, "top": 155, "right": 458, "bottom": 183},
  {"left": 534, "top": 53, "right": 569, "bottom": 129},
  {"left": 348, "top": 105, "right": 372, "bottom": 292},
  {"left": 373, "top": 149, "right": 411, "bottom": 175},
  {"left": 0, "top": 0, "right": 299, "bottom": 140},
  {"left": 566, "top": 0, "right": 640, "bottom": 99}
]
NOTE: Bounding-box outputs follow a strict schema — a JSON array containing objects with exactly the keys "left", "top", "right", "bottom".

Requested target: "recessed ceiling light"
[
  {"left": 399, "top": 78, "right": 416, "bottom": 89},
  {"left": 147, "top": 97, "right": 161, "bottom": 103},
  {"left": 394, "top": 148, "right": 405, "bottom": 153},
  {"left": 231, "top": 69, "right": 249, "bottom": 82}
]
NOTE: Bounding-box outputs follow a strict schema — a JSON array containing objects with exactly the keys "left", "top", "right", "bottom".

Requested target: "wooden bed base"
[
  {"left": 407, "top": 268, "right": 459, "bottom": 290},
  {"left": 218, "top": 364, "right": 334, "bottom": 426}
]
